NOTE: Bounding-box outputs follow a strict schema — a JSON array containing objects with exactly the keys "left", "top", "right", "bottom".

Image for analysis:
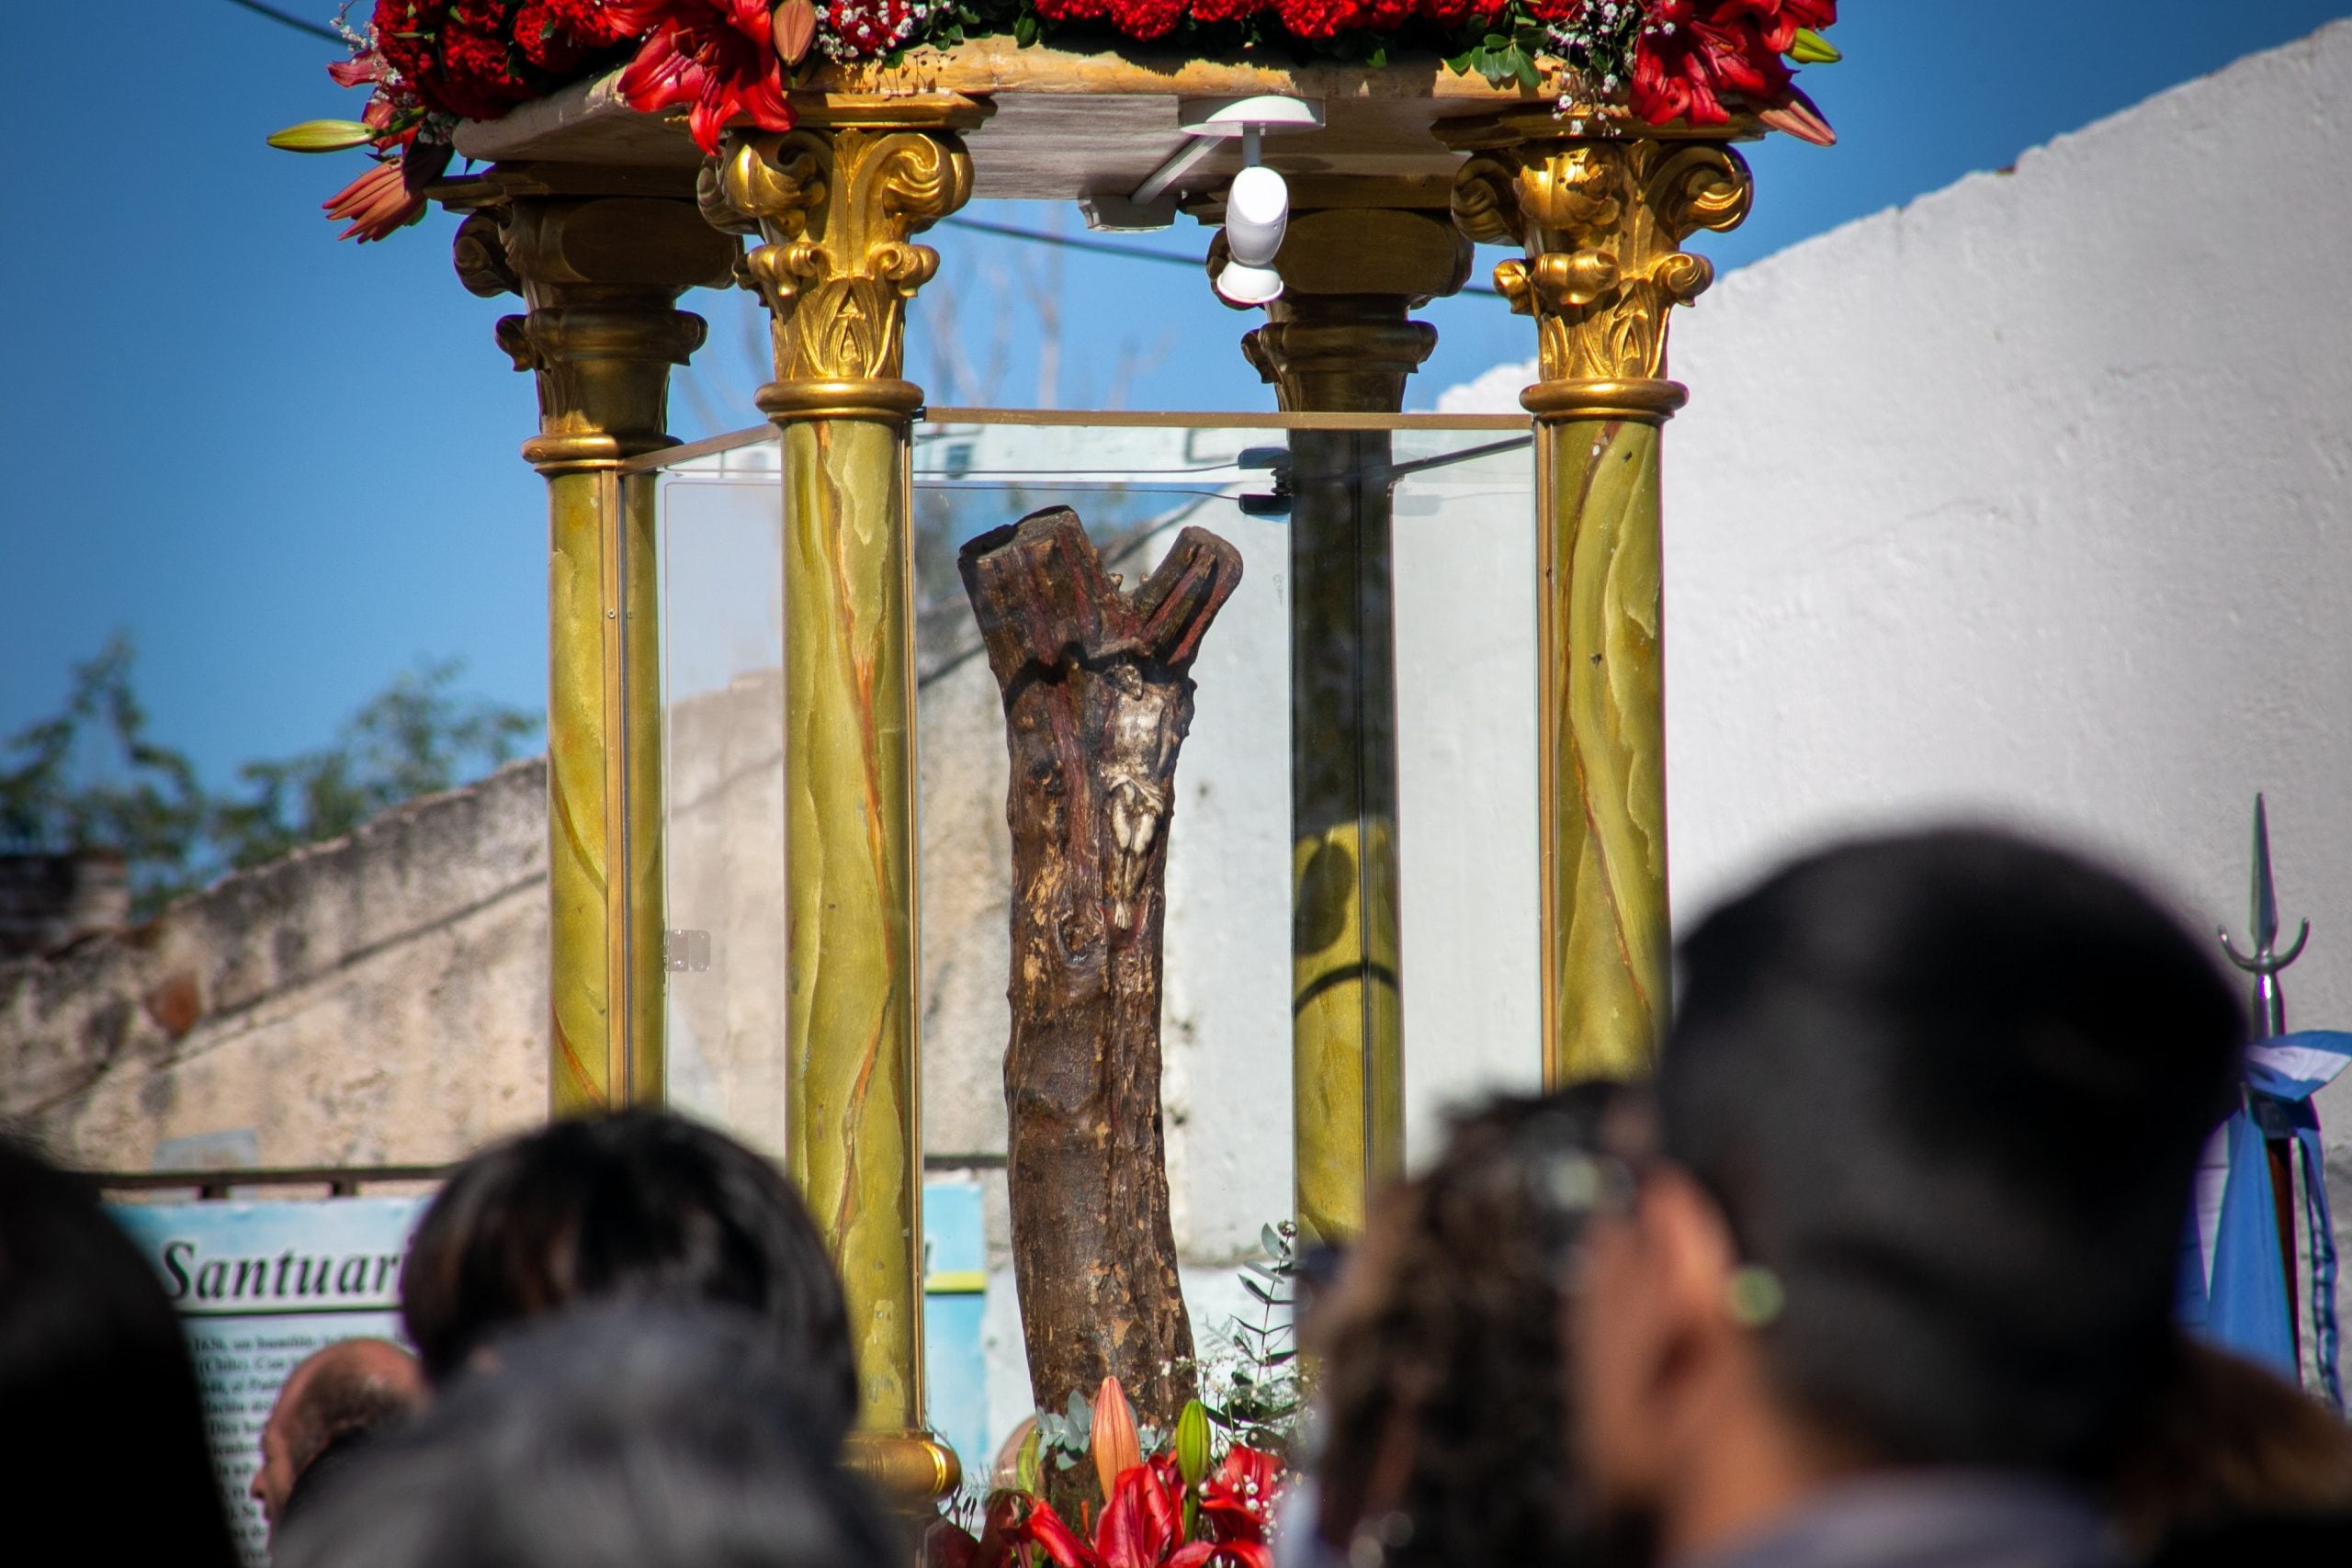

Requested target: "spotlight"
[
  {"left": 1211, "top": 130, "right": 1290, "bottom": 305},
  {"left": 1222, "top": 164, "right": 1289, "bottom": 268},
  {"left": 1214, "top": 260, "right": 1284, "bottom": 307}
]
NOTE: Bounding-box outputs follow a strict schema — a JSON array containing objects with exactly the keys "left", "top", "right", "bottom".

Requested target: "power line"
[
  {"left": 220, "top": 0, "right": 345, "bottom": 45},
  {"left": 942, "top": 214, "right": 1505, "bottom": 299}
]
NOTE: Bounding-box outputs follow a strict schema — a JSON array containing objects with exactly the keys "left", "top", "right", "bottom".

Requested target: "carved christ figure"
[{"left": 958, "top": 507, "right": 1244, "bottom": 1440}]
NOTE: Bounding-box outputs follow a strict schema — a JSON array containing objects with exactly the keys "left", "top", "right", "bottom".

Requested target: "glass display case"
[{"left": 647, "top": 412, "right": 1543, "bottom": 1236}]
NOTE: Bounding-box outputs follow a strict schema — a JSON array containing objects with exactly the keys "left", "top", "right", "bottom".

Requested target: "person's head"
[
  {"left": 1311, "top": 1085, "right": 1621, "bottom": 1568},
  {"left": 251, "top": 1337, "right": 424, "bottom": 1530},
  {"left": 272, "top": 1303, "right": 897, "bottom": 1568},
  {"left": 2111, "top": 1337, "right": 2352, "bottom": 1553},
  {"left": 400, "top": 1110, "right": 855, "bottom": 1438},
  {"left": 0, "top": 1138, "right": 241, "bottom": 1568},
  {"left": 1575, "top": 829, "right": 2245, "bottom": 1553}
]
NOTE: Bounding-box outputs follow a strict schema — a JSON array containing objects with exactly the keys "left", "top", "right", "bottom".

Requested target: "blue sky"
[{"left": 5, "top": 2, "right": 2348, "bottom": 786}]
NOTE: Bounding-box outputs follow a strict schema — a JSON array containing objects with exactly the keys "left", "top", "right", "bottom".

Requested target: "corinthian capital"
[
  {"left": 709, "top": 115, "right": 977, "bottom": 422},
  {"left": 451, "top": 196, "right": 739, "bottom": 471},
  {"left": 1450, "top": 133, "right": 1751, "bottom": 418}
]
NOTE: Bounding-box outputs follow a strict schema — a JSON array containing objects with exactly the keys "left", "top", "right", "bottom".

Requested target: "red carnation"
[
  {"left": 1424, "top": 0, "right": 1510, "bottom": 25},
  {"left": 1104, "top": 0, "right": 1186, "bottom": 38},
  {"left": 513, "top": 0, "right": 639, "bottom": 71},
  {"left": 1032, "top": 0, "right": 1109, "bottom": 21},
  {"left": 371, "top": 0, "right": 448, "bottom": 101},
  {"left": 1272, "top": 0, "right": 1365, "bottom": 41},
  {"left": 1189, "top": 0, "right": 1264, "bottom": 22},
  {"left": 434, "top": 2, "right": 539, "bottom": 120},
  {"left": 616, "top": 0, "right": 791, "bottom": 154}
]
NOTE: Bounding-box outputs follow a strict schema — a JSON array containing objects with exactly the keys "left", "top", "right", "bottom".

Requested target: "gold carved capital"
[
  {"left": 455, "top": 197, "right": 739, "bottom": 473},
  {"left": 1452, "top": 138, "right": 1751, "bottom": 420},
  {"left": 710, "top": 121, "right": 975, "bottom": 423}
]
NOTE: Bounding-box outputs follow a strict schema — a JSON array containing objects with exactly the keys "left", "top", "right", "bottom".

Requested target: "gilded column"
[
  {"left": 1231, "top": 203, "right": 1470, "bottom": 1242},
  {"left": 710, "top": 107, "right": 975, "bottom": 1495},
  {"left": 1448, "top": 125, "right": 1751, "bottom": 1083},
  {"left": 455, "top": 194, "right": 739, "bottom": 1116}
]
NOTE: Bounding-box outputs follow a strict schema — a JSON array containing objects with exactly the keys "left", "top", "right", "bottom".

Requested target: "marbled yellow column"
[
  {"left": 711, "top": 108, "right": 974, "bottom": 1497},
  {"left": 1450, "top": 126, "right": 1751, "bottom": 1083},
  {"left": 1235, "top": 205, "right": 1469, "bottom": 1242},
  {"left": 455, "top": 197, "right": 738, "bottom": 1114}
]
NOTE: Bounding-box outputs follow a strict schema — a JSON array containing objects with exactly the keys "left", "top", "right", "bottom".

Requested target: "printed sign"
[{"left": 111, "top": 1198, "right": 425, "bottom": 1564}]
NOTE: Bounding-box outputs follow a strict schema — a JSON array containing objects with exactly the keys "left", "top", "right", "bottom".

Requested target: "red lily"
[
  {"left": 1709, "top": 0, "right": 1836, "bottom": 55},
  {"left": 1631, "top": 1, "right": 1782, "bottom": 128},
  {"left": 988, "top": 1447, "right": 1283, "bottom": 1568},
  {"left": 323, "top": 158, "right": 424, "bottom": 243},
  {"left": 610, "top": 0, "right": 793, "bottom": 156},
  {"left": 1194, "top": 1446, "right": 1280, "bottom": 1549}
]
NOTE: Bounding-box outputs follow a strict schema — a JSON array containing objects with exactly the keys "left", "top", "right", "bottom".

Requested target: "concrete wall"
[
  {"left": 0, "top": 760, "right": 548, "bottom": 1169},
  {"left": 1442, "top": 19, "right": 2352, "bottom": 1372}
]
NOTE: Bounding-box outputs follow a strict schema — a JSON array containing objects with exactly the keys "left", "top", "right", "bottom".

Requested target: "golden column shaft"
[
  {"left": 1234, "top": 203, "right": 1469, "bottom": 1242},
  {"left": 711, "top": 111, "right": 974, "bottom": 1495},
  {"left": 455, "top": 193, "right": 739, "bottom": 1114},
  {"left": 1450, "top": 127, "right": 1751, "bottom": 1083}
]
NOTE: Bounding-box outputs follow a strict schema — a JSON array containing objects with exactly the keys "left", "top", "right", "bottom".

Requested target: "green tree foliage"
[{"left": 0, "top": 636, "right": 540, "bottom": 918}]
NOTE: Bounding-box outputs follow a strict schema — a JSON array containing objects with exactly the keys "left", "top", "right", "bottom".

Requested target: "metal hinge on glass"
[{"left": 664, "top": 930, "right": 712, "bottom": 973}]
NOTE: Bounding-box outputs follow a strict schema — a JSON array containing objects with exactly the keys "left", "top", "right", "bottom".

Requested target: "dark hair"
[
  {"left": 0, "top": 1139, "right": 241, "bottom": 1568},
  {"left": 273, "top": 1303, "right": 898, "bottom": 1568},
  {"left": 400, "top": 1110, "right": 855, "bottom": 1437},
  {"left": 276, "top": 1427, "right": 381, "bottom": 1535},
  {"left": 1312, "top": 1086, "right": 1621, "bottom": 1568},
  {"left": 1660, "top": 828, "right": 2245, "bottom": 1474},
  {"left": 2111, "top": 1337, "right": 2352, "bottom": 1551}
]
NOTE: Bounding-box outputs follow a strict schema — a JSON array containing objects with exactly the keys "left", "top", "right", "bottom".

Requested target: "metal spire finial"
[{"left": 2219, "top": 793, "right": 2310, "bottom": 1038}]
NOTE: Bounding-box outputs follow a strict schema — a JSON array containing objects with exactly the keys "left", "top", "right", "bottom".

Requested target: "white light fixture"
[
  {"left": 1210, "top": 126, "right": 1291, "bottom": 306},
  {"left": 1082, "top": 95, "right": 1322, "bottom": 234},
  {"left": 1222, "top": 161, "right": 1288, "bottom": 267}
]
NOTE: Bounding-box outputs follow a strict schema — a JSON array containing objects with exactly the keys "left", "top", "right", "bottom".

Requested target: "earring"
[{"left": 1727, "top": 1265, "right": 1784, "bottom": 1329}]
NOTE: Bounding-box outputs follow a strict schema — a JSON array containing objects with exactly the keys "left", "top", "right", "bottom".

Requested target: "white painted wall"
[{"left": 1445, "top": 17, "right": 2352, "bottom": 1361}]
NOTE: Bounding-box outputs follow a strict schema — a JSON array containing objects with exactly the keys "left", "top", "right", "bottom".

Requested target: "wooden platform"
[{"left": 451, "top": 39, "right": 1557, "bottom": 205}]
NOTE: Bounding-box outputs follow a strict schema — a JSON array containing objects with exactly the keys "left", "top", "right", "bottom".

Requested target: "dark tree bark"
[{"left": 958, "top": 507, "right": 1244, "bottom": 1444}]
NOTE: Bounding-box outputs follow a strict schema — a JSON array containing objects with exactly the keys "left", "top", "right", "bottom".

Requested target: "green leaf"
[
  {"left": 1012, "top": 11, "right": 1038, "bottom": 45},
  {"left": 266, "top": 118, "right": 379, "bottom": 153}
]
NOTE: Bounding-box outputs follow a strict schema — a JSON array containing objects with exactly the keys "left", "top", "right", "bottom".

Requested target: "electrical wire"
[
  {"left": 941, "top": 215, "right": 1506, "bottom": 299},
  {"left": 220, "top": 0, "right": 345, "bottom": 45}
]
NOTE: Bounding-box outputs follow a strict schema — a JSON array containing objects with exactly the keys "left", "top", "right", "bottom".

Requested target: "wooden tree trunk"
[{"left": 959, "top": 507, "right": 1244, "bottom": 1445}]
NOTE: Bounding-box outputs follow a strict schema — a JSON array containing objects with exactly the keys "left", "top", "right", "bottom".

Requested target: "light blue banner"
[{"left": 111, "top": 1198, "right": 426, "bottom": 1564}]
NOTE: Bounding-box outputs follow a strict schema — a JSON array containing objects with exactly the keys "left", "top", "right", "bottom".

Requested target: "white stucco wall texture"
[{"left": 1445, "top": 19, "right": 2352, "bottom": 1366}]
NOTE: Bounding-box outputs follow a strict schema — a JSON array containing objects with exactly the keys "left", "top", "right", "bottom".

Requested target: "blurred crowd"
[{"left": 6, "top": 828, "right": 2351, "bottom": 1568}]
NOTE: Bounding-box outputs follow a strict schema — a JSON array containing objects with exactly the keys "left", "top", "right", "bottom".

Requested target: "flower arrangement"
[
  {"left": 938, "top": 1375, "right": 1284, "bottom": 1568},
  {"left": 272, "top": 0, "right": 1840, "bottom": 240}
]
